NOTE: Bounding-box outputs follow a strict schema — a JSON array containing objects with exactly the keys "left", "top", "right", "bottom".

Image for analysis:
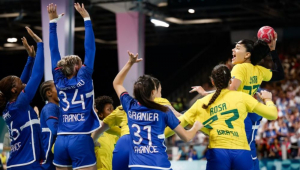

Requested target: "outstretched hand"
[
  {"left": 25, "top": 27, "right": 42, "bottom": 43},
  {"left": 47, "top": 3, "right": 64, "bottom": 20},
  {"left": 189, "top": 86, "right": 207, "bottom": 96},
  {"left": 74, "top": 3, "right": 90, "bottom": 18},
  {"left": 268, "top": 32, "right": 277, "bottom": 51},
  {"left": 128, "top": 51, "right": 142, "bottom": 65},
  {"left": 21, "top": 37, "right": 36, "bottom": 57}
]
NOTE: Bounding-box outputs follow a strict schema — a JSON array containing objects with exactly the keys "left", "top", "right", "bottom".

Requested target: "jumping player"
[
  {"left": 48, "top": 3, "right": 100, "bottom": 170},
  {"left": 112, "top": 51, "right": 203, "bottom": 170},
  {"left": 0, "top": 27, "right": 44, "bottom": 170}
]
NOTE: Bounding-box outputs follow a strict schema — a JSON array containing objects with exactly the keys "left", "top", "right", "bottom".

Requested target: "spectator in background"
[
  {"left": 176, "top": 146, "right": 188, "bottom": 160},
  {"left": 269, "top": 139, "right": 281, "bottom": 159},
  {"left": 188, "top": 145, "right": 198, "bottom": 160}
]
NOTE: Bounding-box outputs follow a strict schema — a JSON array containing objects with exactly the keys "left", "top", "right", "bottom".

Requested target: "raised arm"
[
  {"left": 268, "top": 33, "right": 284, "bottom": 82},
  {"left": 92, "top": 122, "right": 110, "bottom": 142},
  {"left": 113, "top": 51, "right": 143, "bottom": 98},
  {"left": 24, "top": 27, "right": 44, "bottom": 101},
  {"left": 74, "top": 3, "right": 95, "bottom": 70},
  {"left": 20, "top": 37, "right": 35, "bottom": 84},
  {"left": 47, "top": 3, "right": 63, "bottom": 70}
]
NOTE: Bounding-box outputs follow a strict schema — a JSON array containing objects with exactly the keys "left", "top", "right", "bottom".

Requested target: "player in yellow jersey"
[
  {"left": 93, "top": 76, "right": 182, "bottom": 170},
  {"left": 93, "top": 96, "right": 121, "bottom": 170},
  {"left": 178, "top": 64, "right": 277, "bottom": 170},
  {"left": 190, "top": 33, "right": 284, "bottom": 169}
]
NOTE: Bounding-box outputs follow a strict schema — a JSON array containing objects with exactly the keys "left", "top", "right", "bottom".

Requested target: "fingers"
[{"left": 25, "top": 26, "right": 34, "bottom": 36}]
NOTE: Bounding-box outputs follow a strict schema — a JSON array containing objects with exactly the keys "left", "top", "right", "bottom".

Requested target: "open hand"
[
  {"left": 74, "top": 3, "right": 90, "bottom": 18},
  {"left": 21, "top": 37, "right": 35, "bottom": 57},
  {"left": 268, "top": 32, "right": 277, "bottom": 51},
  {"left": 25, "top": 27, "right": 42, "bottom": 43},
  {"left": 189, "top": 86, "right": 207, "bottom": 96},
  {"left": 47, "top": 3, "right": 64, "bottom": 20},
  {"left": 128, "top": 51, "right": 142, "bottom": 65},
  {"left": 257, "top": 90, "right": 272, "bottom": 103}
]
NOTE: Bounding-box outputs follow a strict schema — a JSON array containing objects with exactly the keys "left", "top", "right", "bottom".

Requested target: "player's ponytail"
[
  {"left": 134, "top": 75, "right": 168, "bottom": 112},
  {"left": 57, "top": 55, "right": 82, "bottom": 77},
  {"left": 202, "top": 64, "right": 231, "bottom": 109},
  {"left": 0, "top": 76, "right": 16, "bottom": 114},
  {"left": 39, "top": 80, "right": 54, "bottom": 102},
  {"left": 237, "top": 39, "right": 270, "bottom": 65},
  {"left": 251, "top": 40, "right": 270, "bottom": 65}
]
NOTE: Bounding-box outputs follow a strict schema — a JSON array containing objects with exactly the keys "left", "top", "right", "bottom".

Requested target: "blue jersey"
[
  {"left": 2, "top": 92, "right": 44, "bottom": 168},
  {"left": 120, "top": 92, "right": 180, "bottom": 170},
  {"left": 40, "top": 102, "right": 59, "bottom": 169},
  {"left": 50, "top": 20, "right": 100, "bottom": 135},
  {"left": 53, "top": 66, "right": 100, "bottom": 134}
]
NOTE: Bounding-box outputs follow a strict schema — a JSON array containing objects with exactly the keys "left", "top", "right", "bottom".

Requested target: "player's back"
[
  {"left": 53, "top": 66, "right": 100, "bottom": 134},
  {"left": 231, "top": 63, "right": 272, "bottom": 96},
  {"left": 194, "top": 89, "right": 259, "bottom": 150},
  {"left": 2, "top": 92, "right": 43, "bottom": 168},
  {"left": 120, "top": 93, "right": 179, "bottom": 169}
]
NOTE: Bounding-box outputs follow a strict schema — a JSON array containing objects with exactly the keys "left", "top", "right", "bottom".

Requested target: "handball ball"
[{"left": 257, "top": 26, "right": 275, "bottom": 43}]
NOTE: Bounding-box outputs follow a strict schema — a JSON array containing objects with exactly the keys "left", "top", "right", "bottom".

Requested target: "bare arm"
[
  {"left": 173, "top": 121, "right": 203, "bottom": 142},
  {"left": 164, "top": 115, "right": 189, "bottom": 138},
  {"left": 113, "top": 51, "right": 142, "bottom": 98},
  {"left": 229, "top": 78, "right": 241, "bottom": 91},
  {"left": 92, "top": 122, "right": 110, "bottom": 142}
]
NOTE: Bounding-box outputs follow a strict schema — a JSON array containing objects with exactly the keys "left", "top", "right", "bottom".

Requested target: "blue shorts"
[
  {"left": 113, "top": 134, "right": 131, "bottom": 170},
  {"left": 253, "top": 159, "right": 259, "bottom": 170},
  {"left": 206, "top": 149, "right": 253, "bottom": 170},
  {"left": 53, "top": 134, "right": 96, "bottom": 169},
  {"left": 7, "top": 162, "right": 43, "bottom": 170}
]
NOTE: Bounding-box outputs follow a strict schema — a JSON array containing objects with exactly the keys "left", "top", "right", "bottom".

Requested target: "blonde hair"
[{"left": 57, "top": 55, "right": 82, "bottom": 77}]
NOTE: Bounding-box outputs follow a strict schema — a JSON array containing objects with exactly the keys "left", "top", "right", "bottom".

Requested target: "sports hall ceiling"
[{"left": 0, "top": 0, "right": 299, "bottom": 51}]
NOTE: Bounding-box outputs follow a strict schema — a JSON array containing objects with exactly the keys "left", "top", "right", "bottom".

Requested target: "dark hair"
[
  {"left": 133, "top": 75, "right": 168, "bottom": 112},
  {"left": 237, "top": 39, "right": 270, "bottom": 65},
  {"left": 39, "top": 80, "right": 54, "bottom": 102},
  {"left": 95, "top": 96, "right": 113, "bottom": 113},
  {"left": 152, "top": 77, "right": 161, "bottom": 91},
  {"left": 0, "top": 76, "right": 18, "bottom": 114},
  {"left": 202, "top": 65, "right": 231, "bottom": 109}
]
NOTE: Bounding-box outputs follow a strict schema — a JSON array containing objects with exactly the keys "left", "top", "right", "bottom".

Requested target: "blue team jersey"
[
  {"left": 2, "top": 92, "right": 44, "bottom": 168},
  {"left": 40, "top": 102, "right": 59, "bottom": 169},
  {"left": 53, "top": 65, "right": 100, "bottom": 134},
  {"left": 120, "top": 92, "right": 179, "bottom": 170}
]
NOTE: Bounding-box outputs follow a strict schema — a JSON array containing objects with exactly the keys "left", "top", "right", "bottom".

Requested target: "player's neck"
[{"left": 48, "top": 99, "right": 59, "bottom": 105}]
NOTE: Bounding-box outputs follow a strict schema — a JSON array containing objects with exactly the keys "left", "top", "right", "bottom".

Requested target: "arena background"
[{"left": 0, "top": 0, "right": 300, "bottom": 169}]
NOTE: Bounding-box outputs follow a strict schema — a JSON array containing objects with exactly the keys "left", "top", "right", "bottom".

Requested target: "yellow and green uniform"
[
  {"left": 103, "top": 106, "right": 129, "bottom": 137},
  {"left": 231, "top": 63, "right": 272, "bottom": 96},
  {"left": 95, "top": 126, "right": 120, "bottom": 170}
]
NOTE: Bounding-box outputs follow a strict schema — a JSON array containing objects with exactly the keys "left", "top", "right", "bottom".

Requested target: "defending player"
[
  {"left": 92, "top": 80, "right": 181, "bottom": 170},
  {"left": 39, "top": 80, "right": 59, "bottom": 170},
  {"left": 0, "top": 27, "right": 44, "bottom": 170},
  {"left": 47, "top": 3, "right": 100, "bottom": 170},
  {"left": 112, "top": 51, "right": 203, "bottom": 170},
  {"left": 181, "top": 64, "right": 277, "bottom": 169}
]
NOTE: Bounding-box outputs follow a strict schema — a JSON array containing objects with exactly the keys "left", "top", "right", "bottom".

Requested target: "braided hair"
[
  {"left": 202, "top": 64, "right": 231, "bottom": 109},
  {"left": 133, "top": 75, "right": 168, "bottom": 112},
  {"left": 39, "top": 80, "right": 54, "bottom": 102}
]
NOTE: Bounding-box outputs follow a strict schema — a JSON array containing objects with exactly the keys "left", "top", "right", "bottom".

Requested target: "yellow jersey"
[
  {"left": 95, "top": 129, "right": 119, "bottom": 170},
  {"left": 0, "top": 154, "right": 6, "bottom": 164},
  {"left": 231, "top": 63, "right": 272, "bottom": 96},
  {"left": 154, "top": 97, "right": 172, "bottom": 106},
  {"left": 183, "top": 89, "right": 260, "bottom": 150},
  {"left": 103, "top": 106, "right": 129, "bottom": 137}
]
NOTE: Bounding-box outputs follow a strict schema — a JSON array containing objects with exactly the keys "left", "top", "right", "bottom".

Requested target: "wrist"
[{"left": 84, "top": 17, "right": 91, "bottom": 21}]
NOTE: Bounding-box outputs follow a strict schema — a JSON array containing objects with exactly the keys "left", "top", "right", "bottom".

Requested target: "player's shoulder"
[{"left": 154, "top": 97, "right": 171, "bottom": 106}]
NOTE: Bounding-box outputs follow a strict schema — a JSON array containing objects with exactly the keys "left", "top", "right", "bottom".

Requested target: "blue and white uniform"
[
  {"left": 120, "top": 92, "right": 180, "bottom": 170},
  {"left": 2, "top": 43, "right": 44, "bottom": 170},
  {"left": 40, "top": 102, "right": 59, "bottom": 170},
  {"left": 50, "top": 18, "right": 100, "bottom": 169}
]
